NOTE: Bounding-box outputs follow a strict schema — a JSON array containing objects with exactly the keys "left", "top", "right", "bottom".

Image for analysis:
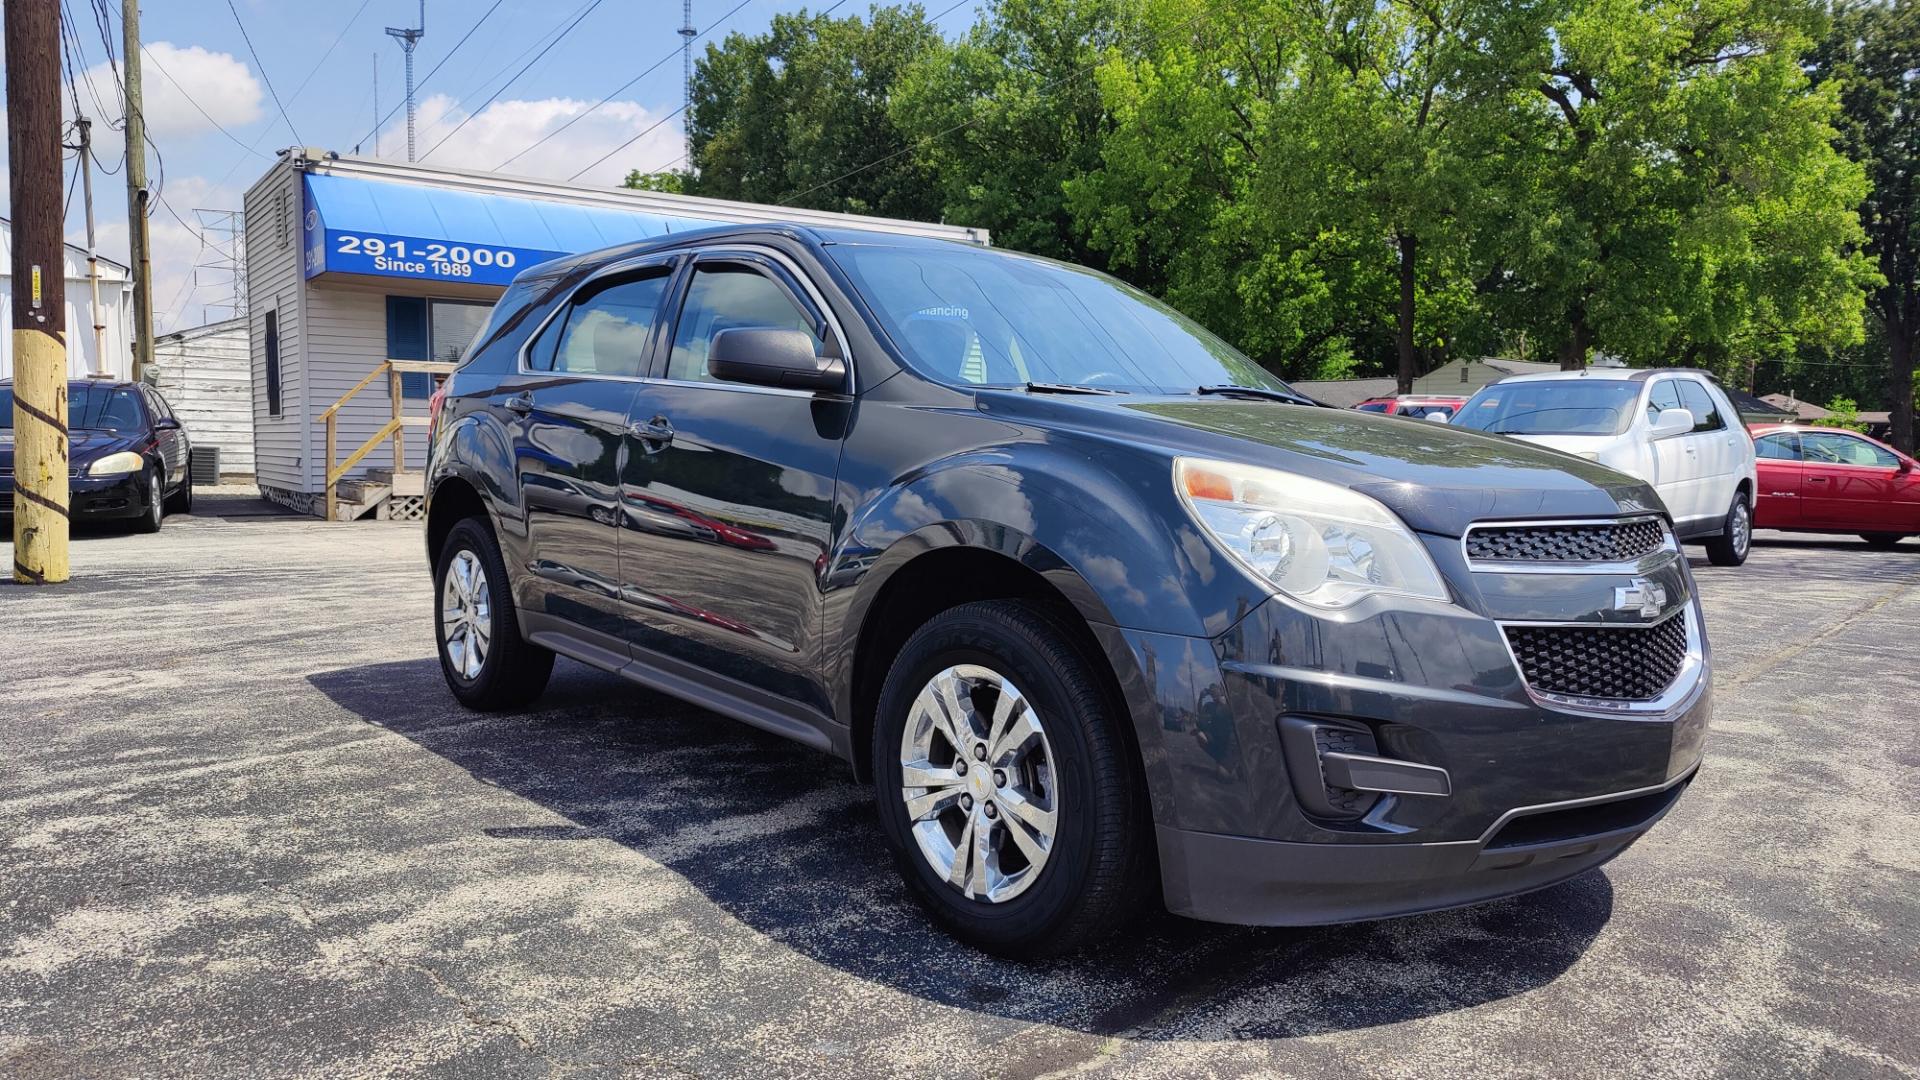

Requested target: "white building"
[
  {"left": 0, "top": 216, "right": 135, "bottom": 380},
  {"left": 151, "top": 316, "right": 252, "bottom": 477},
  {"left": 242, "top": 149, "right": 986, "bottom": 519}
]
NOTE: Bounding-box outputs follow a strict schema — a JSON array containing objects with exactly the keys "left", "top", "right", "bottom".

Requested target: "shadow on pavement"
[{"left": 310, "top": 656, "right": 1615, "bottom": 1040}]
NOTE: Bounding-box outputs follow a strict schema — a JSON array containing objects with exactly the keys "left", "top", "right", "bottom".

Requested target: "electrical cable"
[
  {"left": 420, "top": 0, "right": 610, "bottom": 162},
  {"left": 225, "top": 0, "right": 303, "bottom": 145}
]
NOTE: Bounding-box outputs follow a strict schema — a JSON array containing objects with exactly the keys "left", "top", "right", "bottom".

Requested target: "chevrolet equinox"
[{"left": 424, "top": 225, "right": 1709, "bottom": 958}]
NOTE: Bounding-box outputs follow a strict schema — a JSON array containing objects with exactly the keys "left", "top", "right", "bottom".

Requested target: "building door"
[
  {"left": 492, "top": 263, "right": 673, "bottom": 644},
  {"left": 618, "top": 253, "right": 846, "bottom": 719}
]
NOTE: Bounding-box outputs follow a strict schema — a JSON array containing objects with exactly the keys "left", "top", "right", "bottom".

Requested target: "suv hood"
[{"left": 987, "top": 395, "right": 1664, "bottom": 537}]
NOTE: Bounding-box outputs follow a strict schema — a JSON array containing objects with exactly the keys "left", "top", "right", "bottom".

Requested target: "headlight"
[
  {"left": 1174, "top": 458, "right": 1449, "bottom": 608},
  {"left": 87, "top": 451, "right": 145, "bottom": 477}
]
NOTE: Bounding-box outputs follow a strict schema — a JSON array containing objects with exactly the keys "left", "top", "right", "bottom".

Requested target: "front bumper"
[
  {"left": 1093, "top": 542, "right": 1710, "bottom": 927},
  {"left": 0, "top": 472, "right": 151, "bottom": 519}
]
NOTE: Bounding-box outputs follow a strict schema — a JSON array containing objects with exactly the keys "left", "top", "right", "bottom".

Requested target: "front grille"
[
  {"left": 1467, "top": 518, "right": 1668, "bottom": 564},
  {"left": 1505, "top": 613, "right": 1689, "bottom": 701}
]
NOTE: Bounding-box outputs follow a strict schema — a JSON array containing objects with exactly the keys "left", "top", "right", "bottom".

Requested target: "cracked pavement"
[{"left": 2, "top": 490, "right": 1917, "bottom": 1078}]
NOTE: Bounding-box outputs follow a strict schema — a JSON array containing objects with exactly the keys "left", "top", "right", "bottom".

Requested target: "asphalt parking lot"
[{"left": 2, "top": 491, "right": 1917, "bottom": 1079}]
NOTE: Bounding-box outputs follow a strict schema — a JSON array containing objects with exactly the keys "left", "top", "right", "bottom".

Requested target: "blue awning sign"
[{"left": 301, "top": 173, "right": 705, "bottom": 287}]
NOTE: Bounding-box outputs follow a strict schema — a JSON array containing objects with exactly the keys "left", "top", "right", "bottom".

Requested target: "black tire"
[
  {"left": 871, "top": 599, "right": 1152, "bottom": 960},
  {"left": 130, "top": 465, "right": 164, "bottom": 533},
  {"left": 1861, "top": 533, "right": 1907, "bottom": 550},
  {"left": 1704, "top": 491, "right": 1751, "bottom": 566},
  {"left": 165, "top": 471, "right": 193, "bottom": 515},
  {"left": 434, "top": 516, "right": 554, "bottom": 711}
]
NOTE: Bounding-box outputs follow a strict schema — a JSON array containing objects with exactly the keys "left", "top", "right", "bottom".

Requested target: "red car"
[
  {"left": 1749, "top": 423, "right": 1920, "bottom": 548},
  {"left": 1353, "top": 394, "right": 1468, "bottom": 420}
]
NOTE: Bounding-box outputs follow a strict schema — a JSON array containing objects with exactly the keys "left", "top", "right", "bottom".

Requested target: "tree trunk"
[
  {"left": 1395, "top": 233, "right": 1417, "bottom": 395},
  {"left": 1889, "top": 309, "right": 1915, "bottom": 455},
  {"left": 1558, "top": 308, "right": 1592, "bottom": 370}
]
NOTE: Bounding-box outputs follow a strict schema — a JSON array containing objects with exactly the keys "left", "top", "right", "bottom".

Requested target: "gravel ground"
[{"left": 1, "top": 488, "right": 1916, "bottom": 1079}]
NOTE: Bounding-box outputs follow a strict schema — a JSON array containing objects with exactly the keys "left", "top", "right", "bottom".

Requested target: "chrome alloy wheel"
[
  {"left": 899, "top": 664, "right": 1059, "bottom": 903},
  {"left": 1732, "top": 499, "right": 1751, "bottom": 558},
  {"left": 441, "top": 550, "right": 493, "bottom": 680}
]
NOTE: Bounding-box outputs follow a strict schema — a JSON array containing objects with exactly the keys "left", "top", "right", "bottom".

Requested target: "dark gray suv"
[{"left": 424, "top": 224, "right": 1708, "bottom": 958}]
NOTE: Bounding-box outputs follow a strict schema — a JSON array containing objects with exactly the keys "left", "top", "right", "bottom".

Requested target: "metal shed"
[
  {"left": 151, "top": 316, "right": 253, "bottom": 477},
  {"left": 0, "top": 215, "right": 134, "bottom": 380}
]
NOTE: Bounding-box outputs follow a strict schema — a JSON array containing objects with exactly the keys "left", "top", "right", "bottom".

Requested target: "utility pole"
[
  {"left": 69, "top": 117, "right": 109, "bottom": 374},
  {"left": 680, "top": 0, "right": 696, "bottom": 170},
  {"left": 6, "top": 0, "right": 73, "bottom": 583},
  {"left": 386, "top": 1, "right": 425, "bottom": 162},
  {"left": 121, "top": 0, "right": 154, "bottom": 383}
]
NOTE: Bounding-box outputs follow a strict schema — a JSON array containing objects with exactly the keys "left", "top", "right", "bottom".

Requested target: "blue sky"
[{"left": 1, "top": 0, "right": 981, "bottom": 332}]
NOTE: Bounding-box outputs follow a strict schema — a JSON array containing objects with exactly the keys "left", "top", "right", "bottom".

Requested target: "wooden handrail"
[{"left": 322, "top": 358, "right": 457, "bottom": 521}]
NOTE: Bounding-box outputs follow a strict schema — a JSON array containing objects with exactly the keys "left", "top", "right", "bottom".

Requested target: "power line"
[
  {"left": 225, "top": 0, "right": 303, "bottom": 145},
  {"left": 930, "top": 0, "right": 974, "bottom": 22},
  {"left": 500, "top": 0, "right": 754, "bottom": 172},
  {"left": 350, "top": 0, "right": 508, "bottom": 153},
  {"left": 139, "top": 45, "right": 261, "bottom": 156},
  {"left": 420, "top": 0, "right": 610, "bottom": 162},
  {"left": 287, "top": 0, "right": 375, "bottom": 106},
  {"left": 568, "top": 102, "right": 689, "bottom": 182}
]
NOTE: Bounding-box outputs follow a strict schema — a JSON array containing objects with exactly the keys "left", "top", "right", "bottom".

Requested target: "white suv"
[{"left": 1452, "top": 369, "right": 1758, "bottom": 566}]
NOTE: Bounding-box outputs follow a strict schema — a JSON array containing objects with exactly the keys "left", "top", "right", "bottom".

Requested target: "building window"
[
  {"left": 388, "top": 296, "right": 491, "bottom": 399},
  {"left": 264, "top": 310, "right": 282, "bottom": 417}
]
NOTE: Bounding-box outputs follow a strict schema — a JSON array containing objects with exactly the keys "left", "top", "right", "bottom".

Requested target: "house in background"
[
  {"left": 243, "top": 149, "right": 988, "bottom": 521},
  {"left": 1293, "top": 357, "right": 1561, "bottom": 409},
  {"left": 151, "top": 316, "right": 252, "bottom": 478},
  {"left": 0, "top": 216, "right": 134, "bottom": 380}
]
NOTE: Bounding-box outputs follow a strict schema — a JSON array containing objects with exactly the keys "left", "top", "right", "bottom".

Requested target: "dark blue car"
[{"left": 0, "top": 379, "right": 193, "bottom": 533}]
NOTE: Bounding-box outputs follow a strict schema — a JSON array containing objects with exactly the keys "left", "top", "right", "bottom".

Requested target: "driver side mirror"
[
  {"left": 154, "top": 416, "right": 181, "bottom": 431},
  {"left": 708, "top": 327, "right": 846, "bottom": 393},
  {"left": 1649, "top": 408, "right": 1693, "bottom": 440}
]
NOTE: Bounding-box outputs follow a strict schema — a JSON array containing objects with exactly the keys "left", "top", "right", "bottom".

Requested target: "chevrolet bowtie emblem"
[{"left": 1614, "top": 580, "right": 1668, "bottom": 619}]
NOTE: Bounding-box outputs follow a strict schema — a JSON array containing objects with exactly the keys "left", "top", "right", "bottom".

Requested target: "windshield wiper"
[
  {"left": 1194, "top": 384, "right": 1319, "bottom": 407},
  {"left": 1024, "top": 381, "right": 1130, "bottom": 396}
]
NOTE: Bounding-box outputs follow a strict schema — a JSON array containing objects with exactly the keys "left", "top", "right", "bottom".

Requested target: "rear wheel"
[
  {"left": 871, "top": 600, "right": 1151, "bottom": 959},
  {"left": 1861, "top": 533, "right": 1908, "bottom": 550},
  {"left": 435, "top": 517, "right": 554, "bottom": 710},
  {"left": 1704, "top": 492, "right": 1751, "bottom": 566}
]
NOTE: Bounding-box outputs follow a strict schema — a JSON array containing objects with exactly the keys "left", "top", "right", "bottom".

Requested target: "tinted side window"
[
  {"left": 1677, "top": 380, "right": 1724, "bottom": 433},
  {"left": 533, "top": 272, "right": 670, "bottom": 377},
  {"left": 667, "top": 264, "right": 825, "bottom": 383},
  {"left": 1356, "top": 402, "right": 1390, "bottom": 413},
  {"left": 1804, "top": 433, "right": 1898, "bottom": 468},
  {"left": 1645, "top": 379, "right": 1684, "bottom": 423},
  {"left": 1755, "top": 434, "right": 1800, "bottom": 461}
]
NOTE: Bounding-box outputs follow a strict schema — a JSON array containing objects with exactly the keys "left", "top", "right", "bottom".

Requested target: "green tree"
[
  {"left": 685, "top": 5, "right": 946, "bottom": 219},
  {"left": 622, "top": 170, "right": 688, "bottom": 194},
  {"left": 893, "top": 0, "right": 1137, "bottom": 265},
  {"left": 1812, "top": 0, "right": 1918, "bottom": 453},
  {"left": 1490, "top": 0, "right": 1877, "bottom": 373}
]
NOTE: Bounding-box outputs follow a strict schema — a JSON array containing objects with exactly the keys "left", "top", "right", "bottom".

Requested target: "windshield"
[
  {"left": 829, "top": 244, "right": 1297, "bottom": 395},
  {"left": 0, "top": 384, "right": 146, "bottom": 432},
  {"left": 1453, "top": 380, "right": 1642, "bottom": 436}
]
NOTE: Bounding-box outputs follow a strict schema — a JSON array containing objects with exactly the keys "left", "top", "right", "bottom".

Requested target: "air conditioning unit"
[{"left": 189, "top": 445, "right": 222, "bottom": 486}]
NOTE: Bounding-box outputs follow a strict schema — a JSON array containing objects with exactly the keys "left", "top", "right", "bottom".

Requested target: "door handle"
[
  {"left": 629, "top": 415, "right": 674, "bottom": 450},
  {"left": 504, "top": 392, "right": 534, "bottom": 415},
  {"left": 1808, "top": 476, "right": 1829, "bottom": 484}
]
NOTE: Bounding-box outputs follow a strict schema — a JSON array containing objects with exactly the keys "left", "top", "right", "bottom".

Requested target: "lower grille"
[{"left": 1505, "top": 613, "right": 1689, "bottom": 701}]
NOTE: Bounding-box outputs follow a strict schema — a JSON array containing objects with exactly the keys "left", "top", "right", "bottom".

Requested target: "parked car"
[
  {"left": 1749, "top": 424, "right": 1920, "bottom": 547},
  {"left": 425, "top": 225, "right": 1708, "bottom": 958},
  {"left": 1451, "top": 369, "right": 1758, "bottom": 566},
  {"left": 0, "top": 378, "right": 192, "bottom": 532},
  {"left": 1354, "top": 394, "right": 1468, "bottom": 420}
]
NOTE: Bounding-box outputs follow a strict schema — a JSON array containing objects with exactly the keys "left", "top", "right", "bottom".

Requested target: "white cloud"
[
  {"left": 76, "top": 174, "right": 249, "bottom": 335},
  {"left": 381, "top": 95, "right": 684, "bottom": 188},
  {"left": 71, "top": 41, "right": 264, "bottom": 160}
]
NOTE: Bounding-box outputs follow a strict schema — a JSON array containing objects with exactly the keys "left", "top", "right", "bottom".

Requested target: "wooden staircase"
[{"left": 320, "top": 358, "right": 453, "bottom": 522}]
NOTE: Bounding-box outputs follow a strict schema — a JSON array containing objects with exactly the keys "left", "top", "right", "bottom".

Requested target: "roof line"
[{"left": 0, "top": 215, "right": 134, "bottom": 274}]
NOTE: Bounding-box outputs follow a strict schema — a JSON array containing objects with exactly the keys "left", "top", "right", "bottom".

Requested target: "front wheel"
[
  {"left": 435, "top": 517, "right": 554, "bottom": 711},
  {"left": 1704, "top": 492, "right": 1751, "bottom": 566},
  {"left": 165, "top": 471, "right": 194, "bottom": 515},
  {"left": 130, "top": 466, "right": 164, "bottom": 533},
  {"left": 872, "top": 600, "right": 1152, "bottom": 959},
  {"left": 1861, "top": 533, "right": 1908, "bottom": 550}
]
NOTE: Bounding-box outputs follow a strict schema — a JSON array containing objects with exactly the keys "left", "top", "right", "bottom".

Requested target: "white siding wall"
[
  {"left": 150, "top": 319, "right": 253, "bottom": 475},
  {"left": 243, "top": 164, "right": 305, "bottom": 493},
  {"left": 299, "top": 281, "right": 427, "bottom": 489}
]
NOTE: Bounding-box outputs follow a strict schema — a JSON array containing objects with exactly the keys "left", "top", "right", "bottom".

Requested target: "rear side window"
[
  {"left": 1356, "top": 401, "right": 1390, "bottom": 413},
  {"left": 530, "top": 271, "right": 671, "bottom": 377},
  {"left": 1755, "top": 434, "right": 1800, "bottom": 461},
  {"left": 1677, "top": 380, "right": 1725, "bottom": 433}
]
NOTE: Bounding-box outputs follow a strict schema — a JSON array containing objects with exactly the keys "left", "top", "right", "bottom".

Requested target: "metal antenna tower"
[
  {"left": 191, "top": 209, "right": 247, "bottom": 322},
  {"left": 386, "top": 1, "right": 426, "bottom": 161},
  {"left": 680, "top": 0, "right": 696, "bottom": 170}
]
